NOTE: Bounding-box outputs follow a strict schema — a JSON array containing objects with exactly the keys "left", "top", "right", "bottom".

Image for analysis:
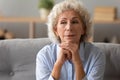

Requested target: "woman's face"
[{"left": 54, "top": 10, "right": 84, "bottom": 43}]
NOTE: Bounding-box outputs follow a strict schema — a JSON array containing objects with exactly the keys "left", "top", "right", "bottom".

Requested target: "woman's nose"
[{"left": 65, "top": 23, "right": 72, "bottom": 31}]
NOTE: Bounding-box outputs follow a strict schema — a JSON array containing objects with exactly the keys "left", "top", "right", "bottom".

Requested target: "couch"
[{"left": 0, "top": 38, "right": 120, "bottom": 80}]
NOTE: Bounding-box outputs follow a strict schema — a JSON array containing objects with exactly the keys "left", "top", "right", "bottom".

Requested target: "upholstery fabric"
[
  {"left": 0, "top": 38, "right": 120, "bottom": 80},
  {"left": 0, "top": 38, "right": 51, "bottom": 80},
  {"left": 94, "top": 43, "right": 120, "bottom": 80}
]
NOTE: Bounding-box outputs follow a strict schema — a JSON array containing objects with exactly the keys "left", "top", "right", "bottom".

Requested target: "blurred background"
[{"left": 0, "top": 0, "right": 120, "bottom": 43}]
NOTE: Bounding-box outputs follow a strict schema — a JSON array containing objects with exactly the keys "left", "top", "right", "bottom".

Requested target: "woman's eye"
[
  {"left": 72, "top": 21, "right": 79, "bottom": 24},
  {"left": 60, "top": 21, "right": 67, "bottom": 24}
]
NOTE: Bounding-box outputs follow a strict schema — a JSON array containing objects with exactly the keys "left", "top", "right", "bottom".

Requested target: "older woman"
[{"left": 36, "top": 0, "right": 105, "bottom": 80}]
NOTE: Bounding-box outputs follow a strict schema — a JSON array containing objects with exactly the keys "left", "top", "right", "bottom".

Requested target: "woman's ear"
[
  {"left": 80, "top": 19, "right": 85, "bottom": 35},
  {"left": 53, "top": 27, "right": 58, "bottom": 36},
  {"left": 81, "top": 26, "right": 85, "bottom": 35}
]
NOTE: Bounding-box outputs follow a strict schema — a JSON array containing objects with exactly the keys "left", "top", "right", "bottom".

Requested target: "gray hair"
[{"left": 47, "top": 0, "right": 92, "bottom": 43}]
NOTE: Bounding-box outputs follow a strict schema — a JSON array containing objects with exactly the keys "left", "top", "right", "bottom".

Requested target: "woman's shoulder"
[
  {"left": 38, "top": 43, "right": 57, "bottom": 52},
  {"left": 37, "top": 43, "right": 58, "bottom": 59},
  {"left": 36, "top": 43, "right": 58, "bottom": 67},
  {"left": 83, "top": 42, "right": 104, "bottom": 56},
  {"left": 83, "top": 42, "right": 105, "bottom": 63},
  {"left": 84, "top": 42, "right": 101, "bottom": 52}
]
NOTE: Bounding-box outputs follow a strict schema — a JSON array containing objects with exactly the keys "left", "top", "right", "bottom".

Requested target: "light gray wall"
[
  {"left": 83, "top": 0, "right": 120, "bottom": 18},
  {"left": 0, "top": 0, "right": 39, "bottom": 17},
  {"left": 0, "top": 0, "right": 120, "bottom": 41},
  {"left": 0, "top": 0, "right": 48, "bottom": 38},
  {"left": 79, "top": 0, "right": 120, "bottom": 43}
]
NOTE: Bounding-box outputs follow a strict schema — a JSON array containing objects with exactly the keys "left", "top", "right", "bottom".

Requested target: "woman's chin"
[{"left": 64, "top": 39, "right": 76, "bottom": 43}]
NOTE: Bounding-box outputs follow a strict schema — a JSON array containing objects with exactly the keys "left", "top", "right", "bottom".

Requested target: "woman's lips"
[
  {"left": 64, "top": 34, "right": 76, "bottom": 42},
  {"left": 64, "top": 35, "right": 75, "bottom": 37}
]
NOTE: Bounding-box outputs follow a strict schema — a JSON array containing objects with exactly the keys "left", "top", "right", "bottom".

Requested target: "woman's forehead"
[{"left": 57, "top": 10, "right": 81, "bottom": 20}]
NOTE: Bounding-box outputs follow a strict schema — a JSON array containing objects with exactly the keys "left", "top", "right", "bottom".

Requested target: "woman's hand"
[
  {"left": 51, "top": 42, "right": 73, "bottom": 80},
  {"left": 52, "top": 42, "right": 85, "bottom": 80},
  {"left": 60, "top": 42, "right": 85, "bottom": 80},
  {"left": 59, "top": 41, "right": 81, "bottom": 64},
  {"left": 56, "top": 47, "right": 71, "bottom": 65}
]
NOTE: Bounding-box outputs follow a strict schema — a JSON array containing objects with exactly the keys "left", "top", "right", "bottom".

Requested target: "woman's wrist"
[
  {"left": 72, "top": 52, "right": 82, "bottom": 64},
  {"left": 74, "top": 62, "right": 85, "bottom": 80},
  {"left": 51, "top": 61, "right": 63, "bottom": 80},
  {"left": 73, "top": 55, "right": 85, "bottom": 80}
]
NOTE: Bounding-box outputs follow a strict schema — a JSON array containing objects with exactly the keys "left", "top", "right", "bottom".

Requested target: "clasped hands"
[{"left": 57, "top": 41, "right": 81, "bottom": 65}]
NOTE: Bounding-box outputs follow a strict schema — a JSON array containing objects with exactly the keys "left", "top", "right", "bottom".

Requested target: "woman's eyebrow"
[
  {"left": 60, "top": 18, "right": 67, "bottom": 20},
  {"left": 59, "top": 17, "right": 79, "bottom": 20},
  {"left": 72, "top": 17, "right": 79, "bottom": 19}
]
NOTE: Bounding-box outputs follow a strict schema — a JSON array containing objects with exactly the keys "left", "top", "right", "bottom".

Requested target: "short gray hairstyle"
[{"left": 47, "top": 0, "right": 92, "bottom": 43}]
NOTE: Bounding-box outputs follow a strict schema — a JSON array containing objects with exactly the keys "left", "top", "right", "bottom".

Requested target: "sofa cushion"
[
  {"left": 0, "top": 38, "right": 51, "bottom": 80},
  {"left": 94, "top": 43, "right": 120, "bottom": 80}
]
